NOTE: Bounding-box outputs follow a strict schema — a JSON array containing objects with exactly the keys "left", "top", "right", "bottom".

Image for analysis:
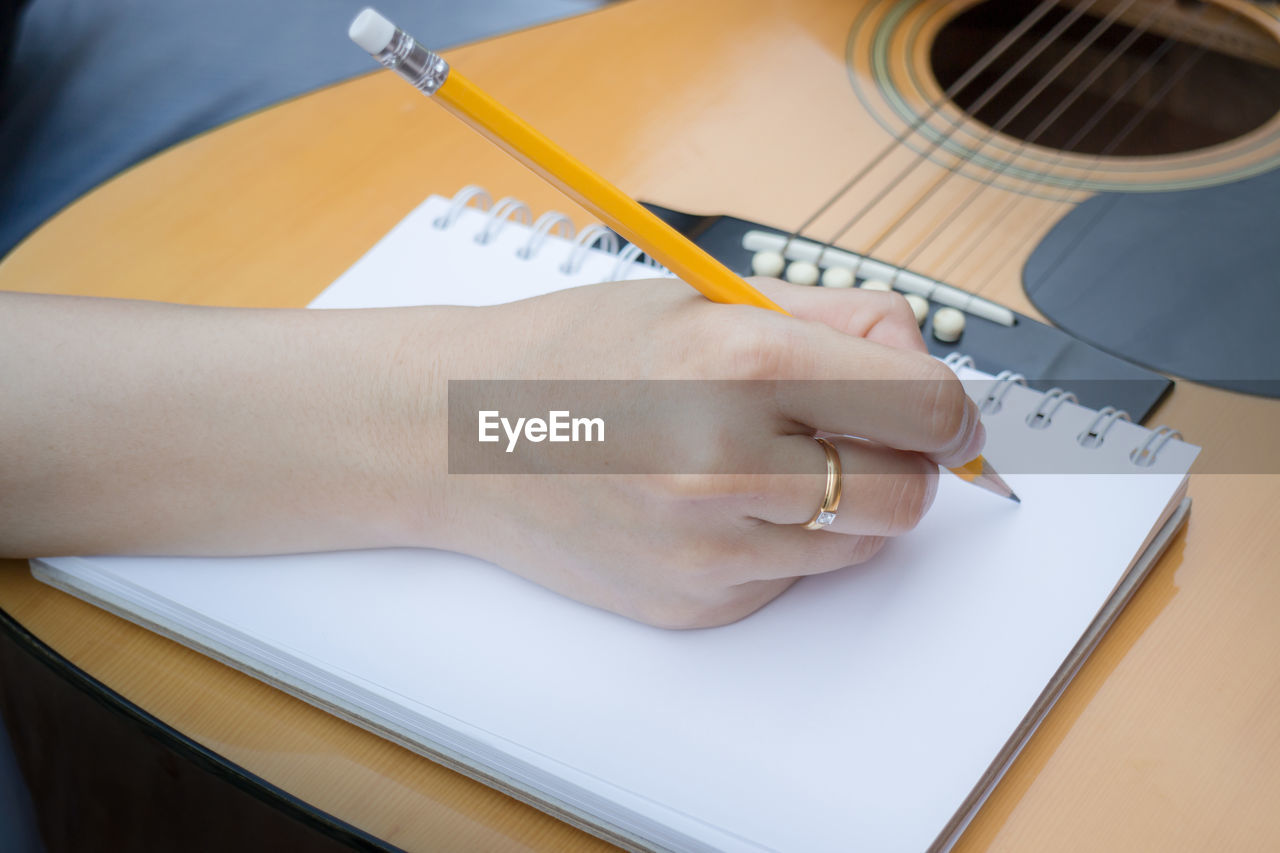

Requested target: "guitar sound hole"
[{"left": 930, "top": 0, "right": 1280, "bottom": 158}]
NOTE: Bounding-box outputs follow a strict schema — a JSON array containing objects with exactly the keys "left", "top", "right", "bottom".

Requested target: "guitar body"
[{"left": 2, "top": 0, "right": 1279, "bottom": 850}]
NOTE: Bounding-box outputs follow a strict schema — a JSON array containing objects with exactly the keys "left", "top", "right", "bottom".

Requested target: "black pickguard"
[{"left": 1025, "top": 166, "right": 1280, "bottom": 399}]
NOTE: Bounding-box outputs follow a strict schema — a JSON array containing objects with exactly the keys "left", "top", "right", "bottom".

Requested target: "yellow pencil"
[{"left": 349, "top": 9, "right": 1018, "bottom": 502}]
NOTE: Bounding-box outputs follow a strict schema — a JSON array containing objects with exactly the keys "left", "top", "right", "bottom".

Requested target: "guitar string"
[
  {"left": 931, "top": 23, "right": 1197, "bottom": 287},
  {"left": 804, "top": 0, "right": 1117, "bottom": 256},
  {"left": 1014, "top": 43, "right": 1208, "bottom": 293},
  {"left": 783, "top": 0, "right": 1066, "bottom": 252},
  {"left": 851, "top": 0, "right": 1146, "bottom": 272},
  {"left": 886, "top": 0, "right": 1171, "bottom": 279}
]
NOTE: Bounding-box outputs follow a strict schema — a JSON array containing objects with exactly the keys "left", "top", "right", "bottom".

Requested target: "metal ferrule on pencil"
[{"left": 373, "top": 29, "right": 450, "bottom": 95}]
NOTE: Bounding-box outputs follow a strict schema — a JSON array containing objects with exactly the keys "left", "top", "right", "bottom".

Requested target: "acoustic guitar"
[{"left": 1, "top": 0, "right": 1278, "bottom": 850}]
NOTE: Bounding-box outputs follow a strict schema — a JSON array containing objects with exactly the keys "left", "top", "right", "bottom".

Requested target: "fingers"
[
  {"left": 768, "top": 346, "right": 984, "bottom": 465},
  {"left": 711, "top": 283, "right": 983, "bottom": 465},
  {"left": 741, "top": 434, "right": 939, "bottom": 536},
  {"left": 747, "top": 276, "right": 928, "bottom": 354},
  {"left": 695, "top": 434, "right": 934, "bottom": 587},
  {"left": 737, "top": 527, "right": 889, "bottom": 582}
]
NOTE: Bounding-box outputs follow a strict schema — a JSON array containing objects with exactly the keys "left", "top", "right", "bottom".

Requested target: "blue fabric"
[
  {"left": 0, "top": 0, "right": 604, "bottom": 258},
  {"left": 0, "top": 1, "right": 26, "bottom": 89},
  {"left": 0, "top": 715, "right": 41, "bottom": 853}
]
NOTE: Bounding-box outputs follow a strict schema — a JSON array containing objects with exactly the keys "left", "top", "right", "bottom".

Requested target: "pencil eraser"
[{"left": 350, "top": 8, "right": 397, "bottom": 54}]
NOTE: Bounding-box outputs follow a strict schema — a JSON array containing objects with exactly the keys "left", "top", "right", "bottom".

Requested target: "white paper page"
[
  {"left": 46, "top": 468, "right": 1189, "bottom": 853},
  {"left": 33, "top": 192, "right": 1200, "bottom": 852},
  {"left": 309, "top": 195, "right": 668, "bottom": 310}
]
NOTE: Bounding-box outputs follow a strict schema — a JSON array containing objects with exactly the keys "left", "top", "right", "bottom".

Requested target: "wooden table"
[{"left": 2, "top": 0, "right": 1279, "bottom": 849}]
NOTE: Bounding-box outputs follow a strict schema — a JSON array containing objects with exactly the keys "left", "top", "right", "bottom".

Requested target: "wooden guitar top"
[{"left": 2, "top": 0, "right": 1279, "bottom": 849}]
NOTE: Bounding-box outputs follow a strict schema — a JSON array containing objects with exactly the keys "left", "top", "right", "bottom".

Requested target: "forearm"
[
  {"left": 0, "top": 278, "right": 977, "bottom": 627},
  {"left": 0, "top": 292, "right": 457, "bottom": 557}
]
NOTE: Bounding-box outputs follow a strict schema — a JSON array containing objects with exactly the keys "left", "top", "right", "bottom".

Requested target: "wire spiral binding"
[
  {"left": 475, "top": 197, "right": 532, "bottom": 244},
  {"left": 517, "top": 212, "right": 575, "bottom": 259},
  {"left": 978, "top": 370, "right": 1026, "bottom": 415},
  {"left": 1077, "top": 406, "right": 1131, "bottom": 449},
  {"left": 944, "top": 353, "right": 1182, "bottom": 466},
  {"left": 437, "top": 186, "right": 663, "bottom": 279},
  {"left": 433, "top": 185, "right": 492, "bottom": 229},
  {"left": 1025, "top": 388, "right": 1076, "bottom": 430},
  {"left": 561, "top": 225, "right": 620, "bottom": 274},
  {"left": 610, "top": 242, "right": 664, "bottom": 281},
  {"left": 1129, "top": 426, "right": 1182, "bottom": 467}
]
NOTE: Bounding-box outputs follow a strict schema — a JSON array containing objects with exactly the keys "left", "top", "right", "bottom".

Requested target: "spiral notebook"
[{"left": 33, "top": 188, "right": 1199, "bottom": 853}]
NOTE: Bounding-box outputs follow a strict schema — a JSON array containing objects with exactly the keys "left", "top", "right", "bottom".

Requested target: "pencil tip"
[{"left": 949, "top": 457, "right": 1019, "bottom": 503}]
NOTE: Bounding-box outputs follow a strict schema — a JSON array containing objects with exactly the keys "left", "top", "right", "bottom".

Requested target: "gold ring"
[{"left": 802, "top": 437, "right": 842, "bottom": 530}]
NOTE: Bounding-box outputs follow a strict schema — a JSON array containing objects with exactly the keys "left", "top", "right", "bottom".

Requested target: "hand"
[
  {"left": 1, "top": 283, "right": 982, "bottom": 630},
  {"left": 415, "top": 278, "right": 984, "bottom": 628}
]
